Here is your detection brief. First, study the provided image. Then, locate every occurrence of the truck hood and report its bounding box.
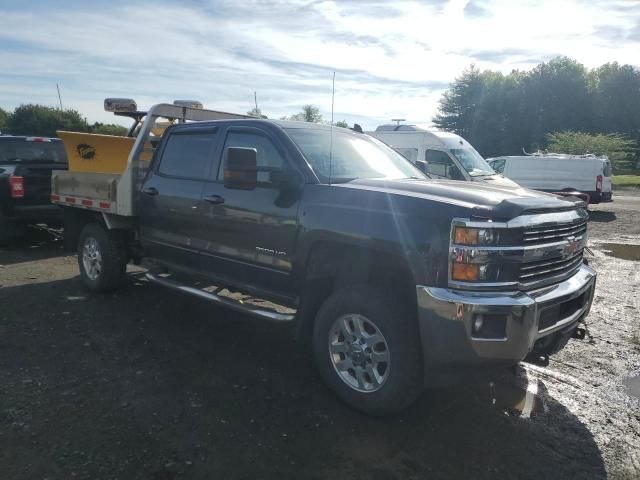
[473,173,520,189]
[339,178,584,220]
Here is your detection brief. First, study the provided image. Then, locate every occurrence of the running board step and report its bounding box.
[145,273,296,322]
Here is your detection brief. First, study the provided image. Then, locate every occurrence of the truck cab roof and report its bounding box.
[0,135,62,142]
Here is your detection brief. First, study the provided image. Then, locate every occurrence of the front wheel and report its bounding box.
[78,222,128,292]
[313,285,424,415]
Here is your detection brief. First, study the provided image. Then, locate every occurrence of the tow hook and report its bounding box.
[572,327,587,340]
[526,353,550,367]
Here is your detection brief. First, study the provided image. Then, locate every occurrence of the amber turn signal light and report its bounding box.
[454,227,478,245]
[452,263,479,281]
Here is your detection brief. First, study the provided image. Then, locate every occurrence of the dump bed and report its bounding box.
[52,103,247,217]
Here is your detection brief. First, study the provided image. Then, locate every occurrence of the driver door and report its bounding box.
[198,126,301,296]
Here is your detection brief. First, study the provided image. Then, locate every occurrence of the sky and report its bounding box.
[0,0,639,130]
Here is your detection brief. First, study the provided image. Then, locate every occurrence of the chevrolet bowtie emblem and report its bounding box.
[564,236,580,256]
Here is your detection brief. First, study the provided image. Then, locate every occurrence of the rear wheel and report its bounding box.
[78,223,127,292]
[0,211,25,246]
[313,285,424,415]
[0,211,9,246]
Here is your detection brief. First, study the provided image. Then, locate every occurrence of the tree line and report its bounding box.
[433,57,640,173]
[0,103,349,139]
[248,104,348,127]
[0,104,128,137]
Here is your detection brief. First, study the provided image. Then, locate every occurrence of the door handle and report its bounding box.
[142,187,158,196]
[204,195,225,205]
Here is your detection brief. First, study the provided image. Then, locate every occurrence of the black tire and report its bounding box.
[0,211,10,246]
[0,211,25,246]
[77,222,128,292]
[312,285,424,415]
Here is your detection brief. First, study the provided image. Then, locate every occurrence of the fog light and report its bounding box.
[472,314,484,333]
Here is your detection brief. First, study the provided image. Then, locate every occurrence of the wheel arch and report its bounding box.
[294,240,418,342]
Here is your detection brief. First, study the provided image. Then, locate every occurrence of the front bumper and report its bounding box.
[416,264,596,370]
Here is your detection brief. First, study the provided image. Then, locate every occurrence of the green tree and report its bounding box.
[247,107,268,119]
[433,65,485,140]
[432,57,640,159]
[546,131,637,173]
[286,105,323,123]
[0,107,9,132]
[588,62,640,139]
[8,104,88,137]
[521,57,592,149]
[89,122,128,136]
[334,120,349,128]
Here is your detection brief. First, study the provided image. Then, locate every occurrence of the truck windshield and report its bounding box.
[285,128,426,183]
[0,140,67,163]
[450,147,494,177]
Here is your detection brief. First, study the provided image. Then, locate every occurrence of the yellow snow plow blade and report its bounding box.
[57,131,153,174]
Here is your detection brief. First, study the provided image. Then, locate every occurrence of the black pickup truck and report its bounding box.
[0,135,67,243]
[57,113,596,414]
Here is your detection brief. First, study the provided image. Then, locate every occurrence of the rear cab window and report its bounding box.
[0,139,67,163]
[157,129,218,179]
[603,161,612,177]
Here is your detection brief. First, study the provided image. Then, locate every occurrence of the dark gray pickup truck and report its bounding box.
[55,102,596,414]
[0,135,67,243]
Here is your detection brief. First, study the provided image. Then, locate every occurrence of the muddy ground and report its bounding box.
[1,193,639,480]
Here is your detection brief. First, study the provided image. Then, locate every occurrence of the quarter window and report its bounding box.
[158,132,216,179]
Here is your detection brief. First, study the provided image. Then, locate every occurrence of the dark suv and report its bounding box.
[0,135,68,243]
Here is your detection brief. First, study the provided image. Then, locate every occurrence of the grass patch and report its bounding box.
[612,175,640,187]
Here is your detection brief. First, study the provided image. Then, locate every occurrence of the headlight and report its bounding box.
[451,262,499,282]
[453,226,498,245]
[451,263,479,281]
[450,221,506,285]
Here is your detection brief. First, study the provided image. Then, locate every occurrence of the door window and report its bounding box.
[221,131,285,185]
[425,150,464,180]
[158,131,216,179]
[489,158,506,174]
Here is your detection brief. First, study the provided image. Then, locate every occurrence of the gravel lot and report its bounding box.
[1,192,639,480]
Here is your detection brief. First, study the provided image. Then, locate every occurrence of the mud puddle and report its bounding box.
[488,378,546,418]
[599,243,640,261]
[623,375,640,400]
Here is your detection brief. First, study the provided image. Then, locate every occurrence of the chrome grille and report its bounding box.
[519,249,584,287]
[522,219,587,245]
[519,217,587,288]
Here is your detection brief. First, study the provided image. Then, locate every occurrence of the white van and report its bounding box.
[367,124,519,189]
[486,154,613,203]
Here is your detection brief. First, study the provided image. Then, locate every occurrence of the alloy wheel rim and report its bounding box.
[82,237,102,281]
[328,313,390,393]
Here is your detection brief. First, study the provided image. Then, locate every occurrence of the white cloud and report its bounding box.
[0,0,638,129]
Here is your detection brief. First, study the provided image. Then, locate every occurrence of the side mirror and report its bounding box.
[415,160,428,173]
[449,166,465,181]
[224,147,257,190]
